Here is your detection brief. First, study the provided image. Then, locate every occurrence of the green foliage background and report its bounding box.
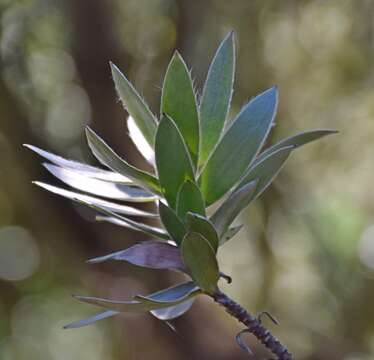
[0,0,373,359]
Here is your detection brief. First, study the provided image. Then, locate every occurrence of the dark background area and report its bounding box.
[1,0,374,359]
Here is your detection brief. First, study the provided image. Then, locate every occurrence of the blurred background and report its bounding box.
[0,0,374,359]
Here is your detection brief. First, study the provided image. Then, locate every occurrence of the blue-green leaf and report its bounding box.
[199,31,235,167]
[111,62,157,147]
[199,87,278,206]
[64,310,118,329]
[74,281,200,312]
[159,202,186,245]
[86,127,160,193]
[254,129,337,166]
[176,180,206,221]
[181,232,219,294]
[161,52,199,167]
[155,115,195,209]
[186,212,219,253]
[221,225,243,245]
[151,299,194,320]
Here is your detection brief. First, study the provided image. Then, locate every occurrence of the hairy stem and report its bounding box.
[212,290,294,360]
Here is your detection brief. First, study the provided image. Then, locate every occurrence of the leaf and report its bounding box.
[161,52,199,167]
[111,62,158,147]
[221,225,243,245]
[199,86,278,206]
[212,146,293,241]
[199,31,235,167]
[151,298,194,320]
[127,116,155,166]
[33,182,156,217]
[254,129,338,166]
[34,182,169,240]
[159,202,186,246]
[86,127,160,193]
[87,240,187,273]
[176,180,206,222]
[186,212,219,253]
[155,115,195,208]
[43,163,157,202]
[24,144,131,183]
[210,181,257,237]
[64,310,118,329]
[181,232,219,294]
[74,281,200,312]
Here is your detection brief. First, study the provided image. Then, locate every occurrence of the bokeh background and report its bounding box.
[1,0,374,359]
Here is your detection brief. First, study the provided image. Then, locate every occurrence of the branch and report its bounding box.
[212,290,294,360]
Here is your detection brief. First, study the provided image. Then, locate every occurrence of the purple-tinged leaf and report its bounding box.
[43,163,157,202]
[87,240,187,273]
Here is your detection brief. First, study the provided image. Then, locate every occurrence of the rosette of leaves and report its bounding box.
[26,31,335,356]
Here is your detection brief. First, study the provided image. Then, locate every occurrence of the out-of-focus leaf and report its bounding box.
[181,232,219,294]
[34,183,169,240]
[159,202,186,245]
[111,62,157,147]
[221,225,243,245]
[199,87,278,206]
[254,129,338,166]
[151,298,194,320]
[176,180,206,221]
[199,31,235,167]
[210,181,257,237]
[155,115,194,208]
[87,240,186,272]
[86,127,160,193]
[127,116,155,166]
[24,144,131,183]
[74,281,200,312]
[161,52,199,167]
[64,310,118,329]
[186,212,219,253]
[43,163,157,202]
[33,182,156,217]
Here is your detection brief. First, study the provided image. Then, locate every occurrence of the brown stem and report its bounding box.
[212,290,294,360]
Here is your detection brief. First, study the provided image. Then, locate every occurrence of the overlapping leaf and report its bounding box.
[43,163,156,202]
[199,87,278,206]
[74,281,200,312]
[158,202,186,245]
[181,232,219,294]
[155,115,194,209]
[161,52,199,167]
[111,62,158,147]
[86,127,160,193]
[176,181,206,221]
[199,31,235,167]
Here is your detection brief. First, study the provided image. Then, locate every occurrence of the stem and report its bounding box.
[212,290,294,360]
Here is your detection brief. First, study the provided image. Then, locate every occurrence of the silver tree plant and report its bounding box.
[26,31,336,359]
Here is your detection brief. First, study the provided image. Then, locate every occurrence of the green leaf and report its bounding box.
[254,129,337,166]
[210,181,257,237]
[155,115,195,208]
[43,163,156,202]
[221,225,243,245]
[186,212,219,253]
[110,62,157,147]
[74,281,200,312]
[181,232,219,294]
[236,146,293,196]
[34,182,157,218]
[199,31,235,167]
[199,87,278,206]
[176,180,206,221]
[161,52,199,167]
[159,202,186,245]
[86,127,160,193]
